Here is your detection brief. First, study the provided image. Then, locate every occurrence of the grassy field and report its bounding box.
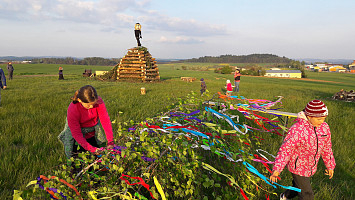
[0,63,354,199]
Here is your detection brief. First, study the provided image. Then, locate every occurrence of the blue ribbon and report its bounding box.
[243,161,301,192]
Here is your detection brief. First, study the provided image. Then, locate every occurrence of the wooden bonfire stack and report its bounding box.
[116,47,160,82]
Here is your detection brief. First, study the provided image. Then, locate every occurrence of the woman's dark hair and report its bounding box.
[72,85,98,104]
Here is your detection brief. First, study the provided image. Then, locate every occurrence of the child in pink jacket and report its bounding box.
[270,100,336,200]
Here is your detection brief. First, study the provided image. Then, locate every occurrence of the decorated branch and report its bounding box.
[14,91,299,199]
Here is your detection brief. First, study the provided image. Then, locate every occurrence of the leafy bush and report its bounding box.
[215,65,233,74]
[220,65,233,74]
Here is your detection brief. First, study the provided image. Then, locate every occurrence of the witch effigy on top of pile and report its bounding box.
[134,23,142,47]
[97,23,160,82]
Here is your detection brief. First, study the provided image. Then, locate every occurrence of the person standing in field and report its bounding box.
[270,100,335,200]
[234,69,241,92]
[134,23,142,47]
[0,67,7,106]
[58,85,115,159]
[200,78,207,96]
[225,79,233,96]
[58,66,64,80]
[7,62,14,80]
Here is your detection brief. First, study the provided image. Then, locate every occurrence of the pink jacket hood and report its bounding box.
[273,111,336,177]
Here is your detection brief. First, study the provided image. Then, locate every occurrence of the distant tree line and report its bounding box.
[185,54,292,63]
[31,57,121,66]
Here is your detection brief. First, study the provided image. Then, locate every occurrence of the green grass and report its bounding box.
[0,63,354,199]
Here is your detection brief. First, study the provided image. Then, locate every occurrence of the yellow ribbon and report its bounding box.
[243,172,277,196]
[154,176,167,200]
[202,162,255,197]
[13,190,24,200]
[26,180,37,187]
[88,191,98,200]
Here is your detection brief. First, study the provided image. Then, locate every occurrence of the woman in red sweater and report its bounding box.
[59,85,115,158]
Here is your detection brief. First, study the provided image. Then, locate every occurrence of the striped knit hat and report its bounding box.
[304,100,328,117]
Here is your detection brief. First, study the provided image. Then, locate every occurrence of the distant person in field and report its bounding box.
[58,85,115,159]
[200,78,207,96]
[234,69,241,92]
[7,62,14,80]
[270,100,335,200]
[225,79,233,96]
[0,67,7,106]
[58,66,64,80]
[134,23,142,46]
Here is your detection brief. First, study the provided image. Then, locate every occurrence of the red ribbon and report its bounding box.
[120,174,156,199]
[145,122,162,129]
[240,188,249,200]
[39,175,82,199]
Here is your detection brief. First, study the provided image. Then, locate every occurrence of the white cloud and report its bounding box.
[159,36,203,44]
[0,0,227,37]
[141,13,227,37]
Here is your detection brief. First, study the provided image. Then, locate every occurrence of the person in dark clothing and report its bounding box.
[200,78,207,96]
[7,62,14,80]
[0,67,7,106]
[59,67,64,80]
[134,23,142,46]
[234,69,241,92]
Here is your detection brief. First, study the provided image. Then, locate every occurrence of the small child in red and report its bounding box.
[225,80,233,96]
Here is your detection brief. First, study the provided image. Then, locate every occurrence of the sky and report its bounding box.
[0,0,354,59]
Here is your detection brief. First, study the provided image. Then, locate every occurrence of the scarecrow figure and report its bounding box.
[134,23,142,46]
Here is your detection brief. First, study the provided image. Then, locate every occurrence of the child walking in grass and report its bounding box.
[200,78,207,96]
[225,79,233,96]
[58,66,64,80]
[270,100,336,200]
[58,85,115,159]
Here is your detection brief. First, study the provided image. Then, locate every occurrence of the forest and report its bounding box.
[185,54,293,63]
[30,57,121,66]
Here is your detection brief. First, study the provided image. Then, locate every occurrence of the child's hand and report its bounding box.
[325,169,334,179]
[270,171,280,183]
[94,147,104,155]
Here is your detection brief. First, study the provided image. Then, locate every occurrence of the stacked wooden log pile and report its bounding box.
[117,47,160,82]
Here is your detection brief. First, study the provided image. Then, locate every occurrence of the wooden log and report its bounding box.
[121,58,145,61]
[119,64,145,67]
[119,75,143,78]
[125,53,144,56]
[128,49,145,53]
[118,67,143,70]
[119,71,144,74]
[145,69,159,72]
[120,61,147,64]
